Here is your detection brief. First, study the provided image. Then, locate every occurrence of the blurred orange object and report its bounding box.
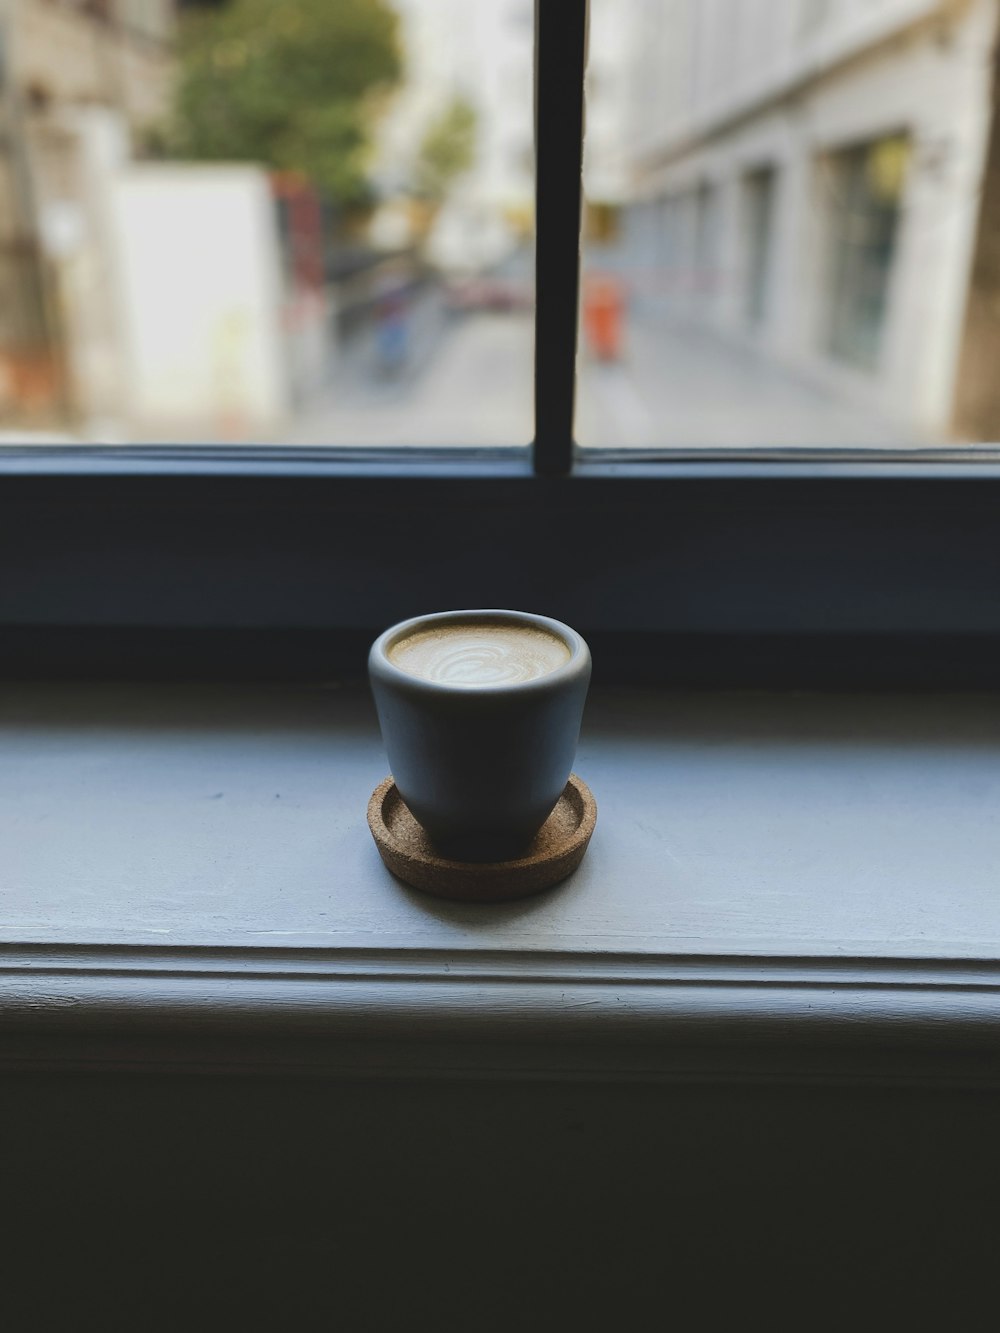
[583,275,624,361]
[0,351,62,416]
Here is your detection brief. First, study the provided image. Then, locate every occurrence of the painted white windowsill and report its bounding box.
[2,681,1000,1084]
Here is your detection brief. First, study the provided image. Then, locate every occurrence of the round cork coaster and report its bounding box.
[367,775,597,903]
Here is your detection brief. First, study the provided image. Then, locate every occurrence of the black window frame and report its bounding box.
[5,0,1000,690]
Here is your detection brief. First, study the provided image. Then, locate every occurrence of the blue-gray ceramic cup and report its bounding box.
[369,609,591,862]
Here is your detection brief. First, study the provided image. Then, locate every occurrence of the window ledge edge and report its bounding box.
[2,944,997,1086]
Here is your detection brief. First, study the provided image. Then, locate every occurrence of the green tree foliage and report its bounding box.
[171,0,401,206]
[415,96,478,202]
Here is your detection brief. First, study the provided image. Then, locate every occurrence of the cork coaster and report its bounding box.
[367,775,597,903]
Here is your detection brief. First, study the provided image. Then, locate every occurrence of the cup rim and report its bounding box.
[369,609,590,696]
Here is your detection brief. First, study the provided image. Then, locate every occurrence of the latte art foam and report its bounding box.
[388,622,571,686]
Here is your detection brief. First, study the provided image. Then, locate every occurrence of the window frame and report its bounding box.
[4,0,1000,689]
[4,1,1000,1101]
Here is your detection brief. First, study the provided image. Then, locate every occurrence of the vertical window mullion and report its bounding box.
[533,0,588,477]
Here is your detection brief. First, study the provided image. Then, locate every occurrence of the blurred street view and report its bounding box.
[0,0,535,445]
[3,0,1000,449]
[579,0,1000,448]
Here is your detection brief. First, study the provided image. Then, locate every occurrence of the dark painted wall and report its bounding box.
[1,1073,995,1328]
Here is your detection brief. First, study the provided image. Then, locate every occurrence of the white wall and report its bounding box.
[110,166,289,433]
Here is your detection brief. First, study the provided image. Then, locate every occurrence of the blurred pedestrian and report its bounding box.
[583,273,625,362]
[375,268,410,378]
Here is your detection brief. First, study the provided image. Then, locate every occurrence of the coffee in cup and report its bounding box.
[386,620,571,687]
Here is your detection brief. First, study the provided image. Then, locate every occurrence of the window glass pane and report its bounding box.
[579,0,1000,450]
[0,0,534,446]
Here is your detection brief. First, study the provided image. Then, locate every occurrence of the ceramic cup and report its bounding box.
[368,609,592,862]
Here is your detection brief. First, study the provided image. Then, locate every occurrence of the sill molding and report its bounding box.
[2,944,998,1086]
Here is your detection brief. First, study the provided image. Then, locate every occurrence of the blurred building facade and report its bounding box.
[0,0,175,425]
[592,0,1000,440]
[373,0,535,269]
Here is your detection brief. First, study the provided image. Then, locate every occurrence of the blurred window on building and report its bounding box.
[578,0,1000,451]
[743,166,776,328]
[823,136,910,374]
[0,0,534,447]
[693,181,720,299]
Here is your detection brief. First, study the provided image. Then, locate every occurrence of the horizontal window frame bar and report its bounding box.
[0,446,534,482]
[6,448,1000,688]
[7,447,1000,483]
